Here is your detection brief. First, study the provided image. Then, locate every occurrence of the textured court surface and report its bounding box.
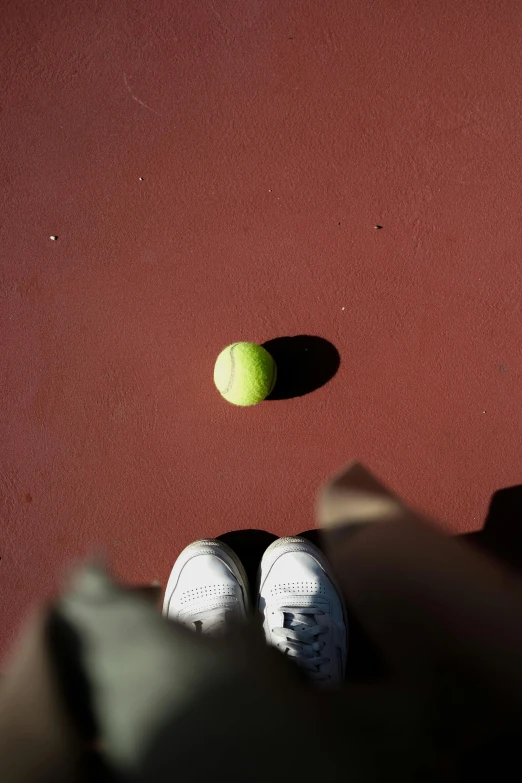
[1,0,522,657]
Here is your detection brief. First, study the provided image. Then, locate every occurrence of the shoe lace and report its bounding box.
[272,608,330,682]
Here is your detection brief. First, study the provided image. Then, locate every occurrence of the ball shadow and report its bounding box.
[262,335,340,400]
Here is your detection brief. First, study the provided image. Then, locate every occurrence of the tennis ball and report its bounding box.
[214,342,277,406]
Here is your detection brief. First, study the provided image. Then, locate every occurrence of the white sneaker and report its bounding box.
[163,539,250,634]
[258,537,347,684]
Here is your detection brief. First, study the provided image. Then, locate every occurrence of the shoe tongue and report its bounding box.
[188,602,236,634]
[283,610,317,632]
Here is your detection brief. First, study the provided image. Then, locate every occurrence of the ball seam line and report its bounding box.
[222,343,239,395]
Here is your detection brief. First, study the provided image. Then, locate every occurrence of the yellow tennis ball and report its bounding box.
[214,342,277,406]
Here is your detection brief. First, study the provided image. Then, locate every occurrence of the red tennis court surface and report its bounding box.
[1,0,521,657]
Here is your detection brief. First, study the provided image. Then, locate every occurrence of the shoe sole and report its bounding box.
[163,538,251,617]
